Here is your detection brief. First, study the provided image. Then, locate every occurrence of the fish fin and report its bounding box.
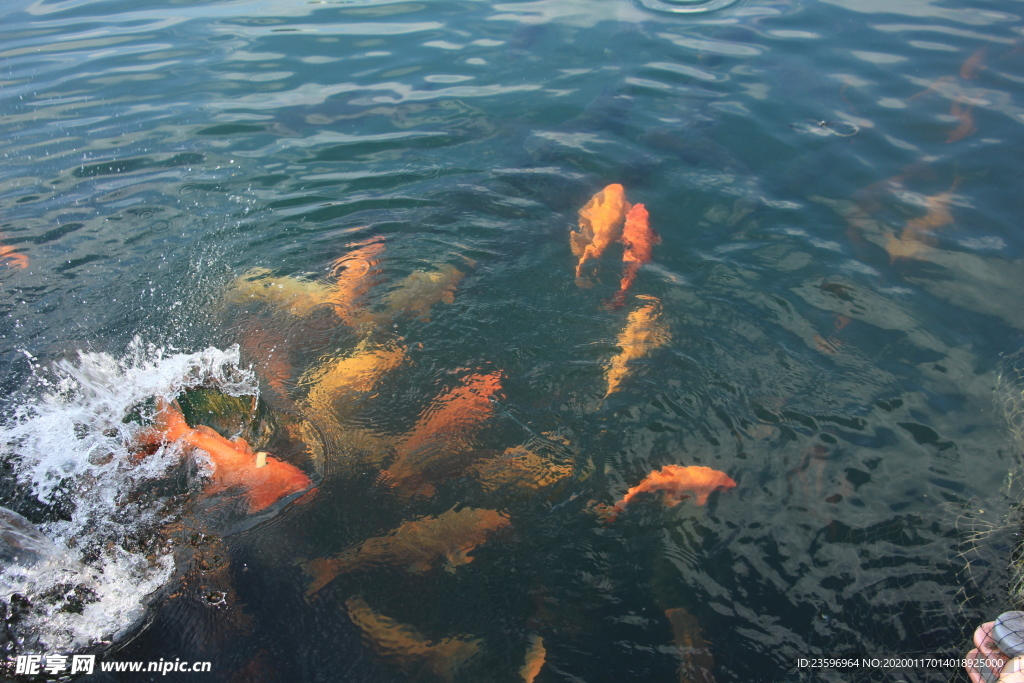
[304,558,341,597]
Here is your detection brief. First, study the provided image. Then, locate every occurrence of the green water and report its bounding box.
[2,0,1024,681]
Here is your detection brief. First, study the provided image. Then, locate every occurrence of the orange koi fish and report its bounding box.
[888,179,959,261]
[142,399,312,513]
[381,370,502,497]
[947,98,976,143]
[0,232,27,269]
[571,184,631,281]
[303,507,509,596]
[327,237,385,326]
[612,464,736,516]
[610,203,660,304]
[960,46,988,79]
[605,296,670,397]
[520,634,546,683]
[345,596,481,682]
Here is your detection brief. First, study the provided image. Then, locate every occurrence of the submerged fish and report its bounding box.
[467,443,574,496]
[665,607,715,683]
[519,634,546,683]
[605,296,670,397]
[0,233,28,269]
[571,184,631,281]
[298,339,406,469]
[328,237,386,326]
[302,339,406,411]
[0,247,27,269]
[611,203,660,304]
[303,507,509,596]
[960,46,988,79]
[887,179,960,260]
[946,99,976,143]
[225,238,384,324]
[140,399,313,513]
[361,264,465,326]
[226,268,336,317]
[381,370,503,497]
[345,596,481,682]
[613,464,736,516]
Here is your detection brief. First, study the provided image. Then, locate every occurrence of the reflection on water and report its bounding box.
[2,0,1024,680]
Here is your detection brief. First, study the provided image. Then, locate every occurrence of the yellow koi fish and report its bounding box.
[304,507,509,596]
[345,596,481,682]
[605,296,670,397]
[520,634,546,683]
[358,264,465,326]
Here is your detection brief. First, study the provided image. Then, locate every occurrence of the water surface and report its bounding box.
[2,0,1024,681]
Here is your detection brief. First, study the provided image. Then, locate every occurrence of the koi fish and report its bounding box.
[610,203,660,305]
[0,232,27,269]
[345,596,481,682]
[381,370,502,497]
[364,264,465,326]
[572,184,631,281]
[605,296,670,397]
[947,98,976,143]
[302,339,405,410]
[886,179,960,260]
[467,444,574,496]
[142,399,312,513]
[960,46,988,80]
[612,464,736,517]
[226,268,336,317]
[520,634,546,683]
[303,507,509,596]
[665,607,715,683]
[225,237,383,324]
[327,237,385,326]
[238,324,294,394]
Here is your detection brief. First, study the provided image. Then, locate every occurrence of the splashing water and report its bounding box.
[0,339,259,655]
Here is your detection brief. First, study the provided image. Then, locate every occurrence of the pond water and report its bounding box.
[2,0,1024,681]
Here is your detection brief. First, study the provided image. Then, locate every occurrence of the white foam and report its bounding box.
[0,338,259,653]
